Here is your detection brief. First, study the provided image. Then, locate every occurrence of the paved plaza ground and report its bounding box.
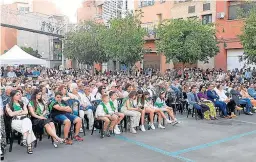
[4,113,256,162]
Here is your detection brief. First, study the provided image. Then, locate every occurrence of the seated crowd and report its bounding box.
[1,67,256,158]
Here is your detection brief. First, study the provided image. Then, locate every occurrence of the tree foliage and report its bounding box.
[20,46,42,58]
[240,4,256,64]
[63,21,108,65]
[156,19,219,65]
[102,11,146,66]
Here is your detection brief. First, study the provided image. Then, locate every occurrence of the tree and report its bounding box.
[156,19,219,70]
[102,11,146,67]
[20,46,42,58]
[240,4,256,64]
[63,21,108,66]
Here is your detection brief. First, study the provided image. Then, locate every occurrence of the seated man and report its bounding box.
[49,92,83,144]
[248,84,256,99]
[109,91,124,134]
[206,84,230,118]
[187,85,210,119]
[95,94,119,137]
[79,86,96,131]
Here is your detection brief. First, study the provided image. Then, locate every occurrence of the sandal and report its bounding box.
[27,144,33,154]
[21,139,27,147]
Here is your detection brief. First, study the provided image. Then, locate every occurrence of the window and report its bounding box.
[141,23,156,37]
[188,6,195,13]
[202,14,212,24]
[228,2,256,20]
[139,0,155,8]
[188,16,198,20]
[19,7,29,12]
[157,13,162,24]
[160,0,165,3]
[203,3,210,11]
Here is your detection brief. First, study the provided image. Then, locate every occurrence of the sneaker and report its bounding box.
[114,129,121,135]
[150,123,155,130]
[130,127,137,134]
[248,112,253,115]
[105,131,111,137]
[65,138,73,145]
[115,125,121,132]
[74,135,84,142]
[140,125,146,132]
[172,121,180,126]
[79,128,83,133]
[166,119,172,124]
[158,124,165,129]
[53,141,58,148]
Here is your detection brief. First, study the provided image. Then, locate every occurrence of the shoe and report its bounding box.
[210,116,215,120]
[248,112,253,115]
[172,121,180,126]
[214,117,218,120]
[74,135,84,142]
[21,139,27,147]
[231,114,237,118]
[65,138,73,145]
[27,144,33,154]
[53,141,58,148]
[140,125,146,132]
[158,124,165,129]
[115,125,121,132]
[224,115,232,119]
[150,123,155,130]
[105,131,111,137]
[114,129,121,135]
[166,119,172,124]
[79,128,83,133]
[130,127,137,134]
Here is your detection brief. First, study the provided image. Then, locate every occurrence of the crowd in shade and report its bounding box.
[1,65,256,160]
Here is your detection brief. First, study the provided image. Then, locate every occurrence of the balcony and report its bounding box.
[95,14,103,20]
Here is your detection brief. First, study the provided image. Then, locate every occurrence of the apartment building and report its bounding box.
[1,0,67,68]
[137,0,256,71]
[215,1,255,71]
[134,0,173,73]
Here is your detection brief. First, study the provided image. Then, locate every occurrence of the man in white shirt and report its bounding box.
[7,67,17,78]
[109,91,124,134]
[78,86,96,131]
[95,94,119,137]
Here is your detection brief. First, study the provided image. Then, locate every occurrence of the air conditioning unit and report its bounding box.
[217,12,225,19]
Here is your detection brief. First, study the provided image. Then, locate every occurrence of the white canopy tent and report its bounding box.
[0,45,47,65]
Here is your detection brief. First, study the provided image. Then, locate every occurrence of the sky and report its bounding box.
[1,0,84,23]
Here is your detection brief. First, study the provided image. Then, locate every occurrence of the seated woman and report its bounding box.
[120,91,141,134]
[95,94,119,137]
[240,85,256,110]
[154,91,180,125]
[95,86,106,100]
[5,90,36,154]
[143,91,167,129]
[215,84,239,118]
[231,86,253,115]
[197,85,217,119]
[109,91,125,134]
[49,92,83,145]
[135,90,155,131]
[28,89,64,148]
